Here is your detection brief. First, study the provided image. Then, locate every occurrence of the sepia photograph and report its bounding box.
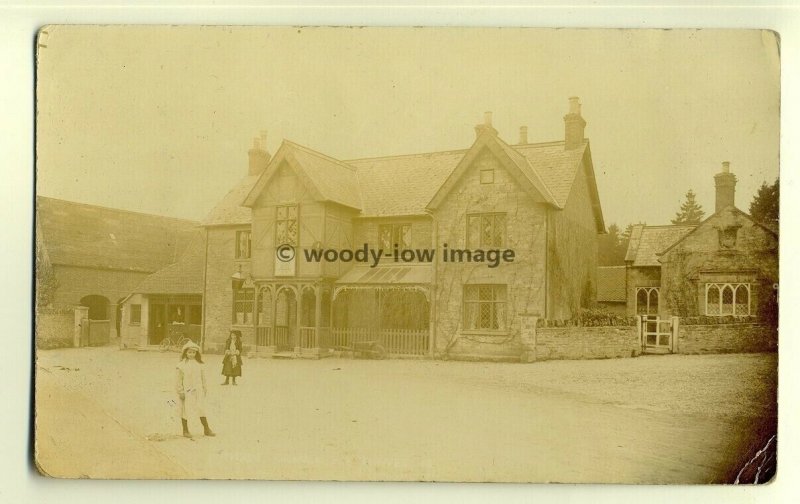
[33,26,779,483]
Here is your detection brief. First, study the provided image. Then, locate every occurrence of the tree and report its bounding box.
[749,179,779,229]
[598,223,626,266]
[671,189,706,225]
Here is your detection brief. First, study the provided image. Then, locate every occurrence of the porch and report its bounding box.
[251,265,432,358]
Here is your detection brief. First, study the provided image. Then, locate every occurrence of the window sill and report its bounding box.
[460,330,511,337]
[129,322,141,327]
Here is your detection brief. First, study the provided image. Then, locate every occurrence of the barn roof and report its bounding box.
[596,266,627,302]
[36,196,199,273]
[625,224,697,267]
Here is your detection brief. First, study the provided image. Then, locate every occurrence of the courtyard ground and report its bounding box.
[34,347,777,483]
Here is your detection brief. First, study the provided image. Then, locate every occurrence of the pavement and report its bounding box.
[33,346,777,482]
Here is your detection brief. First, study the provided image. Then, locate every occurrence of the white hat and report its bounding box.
[181,341,201,354]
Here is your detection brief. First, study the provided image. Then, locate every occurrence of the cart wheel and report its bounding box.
[159,338,172,352]
[372,344,387,360]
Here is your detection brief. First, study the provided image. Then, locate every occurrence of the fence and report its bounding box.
[330,327,429,356]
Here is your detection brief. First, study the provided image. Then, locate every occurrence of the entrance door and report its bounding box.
[149,304,167,345]
[275,289,297,352]
[641,315,673,354]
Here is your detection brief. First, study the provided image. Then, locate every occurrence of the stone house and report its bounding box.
[197,98,606,361]
[624,163,778,322]
[35,196,198,340]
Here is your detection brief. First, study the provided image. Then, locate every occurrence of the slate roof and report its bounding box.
[228,135,596,223]
[625,224,697,267]
[596,266,627,302]
[36,196,199,273]
[132,230,206,294]
[202,174,260,226]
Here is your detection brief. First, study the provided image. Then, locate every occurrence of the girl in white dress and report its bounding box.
[176,341,215,438]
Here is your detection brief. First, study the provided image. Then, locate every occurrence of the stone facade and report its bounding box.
[659,207,778,322]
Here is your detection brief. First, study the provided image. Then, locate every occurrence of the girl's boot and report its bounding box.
[200,417,216,437]
[222,377,229,385]
[181,418,191,438]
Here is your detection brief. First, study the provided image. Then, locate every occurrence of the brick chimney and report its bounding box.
[474,111,498,139]
[563,97,586,150]
[518,126,528,145]
[714,161,737,212]
[248,130,270,176]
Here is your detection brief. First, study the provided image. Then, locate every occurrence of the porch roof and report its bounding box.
[335,264,433,285]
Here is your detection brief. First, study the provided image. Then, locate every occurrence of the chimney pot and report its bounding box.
[714,161,737,212]
[519,126,528,145]
[248,131,271,176]
[484,111,493,127]
[564,97,586,150]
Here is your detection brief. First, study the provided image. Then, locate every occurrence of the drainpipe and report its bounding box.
[428,211,437,358]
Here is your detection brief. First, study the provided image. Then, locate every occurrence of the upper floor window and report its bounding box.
[463,284,507,331]
[379,223,411,251]
[635,287,660,315]
[467,213,506,248]
[235,230,251,259]
[276,205,298,246]
[706,283,750,316]
[480,168,495,184]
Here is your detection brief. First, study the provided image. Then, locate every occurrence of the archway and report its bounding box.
[80,295,110,320]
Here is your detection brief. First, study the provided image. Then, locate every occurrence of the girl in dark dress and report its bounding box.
[221,330,243,385]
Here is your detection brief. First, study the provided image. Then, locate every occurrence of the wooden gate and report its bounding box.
[640,315,679,354]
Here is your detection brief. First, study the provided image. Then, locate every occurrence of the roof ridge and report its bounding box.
[345,147,469,164]
[284,139,358,172]
[37,196,200,225]
[643,224,698,229]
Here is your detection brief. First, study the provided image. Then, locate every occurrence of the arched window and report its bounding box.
[635,287,659,315]
[706,283,750,316]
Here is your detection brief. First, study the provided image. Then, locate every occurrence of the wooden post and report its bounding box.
[671,316,680,354]
[314,284,322,351]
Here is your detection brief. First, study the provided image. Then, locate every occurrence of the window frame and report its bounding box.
[129,304,141,325]
[275,204,299,247]
[635,287,660,316]
[235,229,252,259]
[466,212,507,248]
[232,287,255,326]
[705,283,751,316]
[462,284,508,333]
[378,223,412,252]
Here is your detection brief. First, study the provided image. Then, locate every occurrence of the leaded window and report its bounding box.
[233,288,254,325]
[467,213,506,248]
[705,283,750,316]
[276,205,298,246]
[235,230,251,259]
[635,287,660,315]
[379,224,412,251]
[463,284,507,331]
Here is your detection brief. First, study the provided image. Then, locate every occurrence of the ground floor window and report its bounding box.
[463,284,507,331]
[706,283,750,316]
[129,304,141,325]
[635,287,660,315]
[233,288,255,325]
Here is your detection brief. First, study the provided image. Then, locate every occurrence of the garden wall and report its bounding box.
[677,323,777,354]
[36,309,74,349]
[534,325,640,361]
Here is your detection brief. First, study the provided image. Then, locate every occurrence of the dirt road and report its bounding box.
[34,348,776,482]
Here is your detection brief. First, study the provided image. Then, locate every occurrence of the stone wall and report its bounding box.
[36,309,74,349]
[534,325,640,361]
[677,323,777,354]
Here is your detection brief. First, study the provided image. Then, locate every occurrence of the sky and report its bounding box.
[36,26,780,228]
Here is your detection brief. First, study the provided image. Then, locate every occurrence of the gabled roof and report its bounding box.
[426,130,559,210]
[36,196,198,273]
[242,141,361,211]
[656,206,779,260]
[597,265,627,302]
[625,224,697,267]
[202,174,260,226]
[232,130,602,223]
[132,229,206,295]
